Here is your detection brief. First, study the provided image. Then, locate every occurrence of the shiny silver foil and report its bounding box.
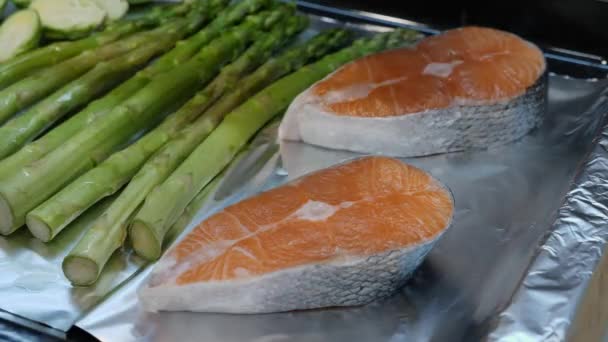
[1,8,607,342]
[78,48,608,342]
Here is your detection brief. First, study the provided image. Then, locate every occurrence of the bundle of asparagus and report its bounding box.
[0,1,193,88]
[0,2,289,236]
[0,7,215,158]
[28,5,303,243]
[128,29,419,262]
[61,25,354,285]
[0,0,261,178]
[0,0,422,287]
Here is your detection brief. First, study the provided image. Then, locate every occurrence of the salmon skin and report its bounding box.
[279,26,548,157]
[139,156,454,313]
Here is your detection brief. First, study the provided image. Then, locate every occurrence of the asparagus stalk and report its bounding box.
[26,13,305,242]
[130,29,420,260]
[0,19,194,125]
[63,144,247,286]
[0,8,288,236]
[0,30,188,159]
[0,2,192,89]
[123,30,351,260]
[164,166,229,246]
[199,28,351,131]
[0,0,259,178]
[127,29,351,260]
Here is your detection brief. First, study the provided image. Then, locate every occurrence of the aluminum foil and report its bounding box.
[489,87,608,341]
[77,70,608,342]
[0,8,606,342]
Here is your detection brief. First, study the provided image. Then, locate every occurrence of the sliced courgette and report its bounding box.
[93,0,129,22]
[11,0,31,8]
[126,0,155,4]
[0,10,41,62]
[30,0,106,40]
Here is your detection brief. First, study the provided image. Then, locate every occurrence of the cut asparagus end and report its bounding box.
[31,0,106,40]
[0,10,42,62]
[0,195,14,235]
[25,214,52,242]
[63,256,99,286]
[0,0,6,12]
[93,0,129,21]
[130,221,161,261]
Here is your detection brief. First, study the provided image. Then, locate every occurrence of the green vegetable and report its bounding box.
[11,0,31,8]
[128,28,351,260]
[0,16,194,126]
[0,1,192,88]
[62,143,241,286]
[129,29,418,261]
[26,11,304,243]
[0,10,41,62]
[0,27,188,161]
[0,0,250,179]
[0,6,284,236]
[164,140,255,246]
[93,0,130,22]
[31,0,107,40]
[56,14,295,286]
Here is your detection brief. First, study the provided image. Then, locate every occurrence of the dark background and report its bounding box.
[312,0,608,58]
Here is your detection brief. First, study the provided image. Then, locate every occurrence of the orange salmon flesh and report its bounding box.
[312,26,546,117]
[159,156,454,285]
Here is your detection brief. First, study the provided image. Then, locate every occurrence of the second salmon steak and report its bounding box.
[140,156,454,313]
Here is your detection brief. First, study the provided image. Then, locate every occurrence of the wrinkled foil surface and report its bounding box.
[78,58,608,342]
[0,10,607,342]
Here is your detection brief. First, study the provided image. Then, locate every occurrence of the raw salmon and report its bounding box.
[279,26,547,157]
[139,156,454,313]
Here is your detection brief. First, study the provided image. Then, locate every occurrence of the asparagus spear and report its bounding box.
[0,28,190,159]
[126,29,351,260]
[130,29,420,260]
[27,11,303,242]
[0,0,260,178]
[63,145,246,286]
[0,19,195,125]
[199,28,351,132]
[0,7,288,236]
[0,2,193,89]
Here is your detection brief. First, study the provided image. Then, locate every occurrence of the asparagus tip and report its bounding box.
[130,221,161,261]
[62,256,99,286]
[25,214,52,242]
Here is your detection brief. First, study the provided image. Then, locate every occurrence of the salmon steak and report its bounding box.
[139,156,454,313]
[279,26,547,157]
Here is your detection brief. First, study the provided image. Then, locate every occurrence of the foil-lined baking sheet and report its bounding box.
[75,74,608,342]
[1,7,608,342]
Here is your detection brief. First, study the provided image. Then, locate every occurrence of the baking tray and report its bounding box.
[2,2,608,341]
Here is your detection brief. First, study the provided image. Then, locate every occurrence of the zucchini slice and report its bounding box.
[93,0,129,22]
[0,10,41,62]
[31,0,106,40]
